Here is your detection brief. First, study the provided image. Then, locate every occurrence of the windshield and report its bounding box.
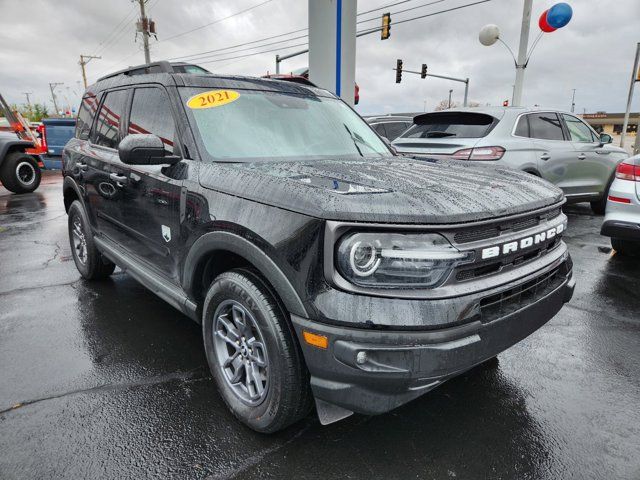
[180,87,390,161]
[401,112,497,139]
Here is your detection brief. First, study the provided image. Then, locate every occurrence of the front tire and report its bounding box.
[202,269,312,433]
[67,200,116,279]
[0,151,41,194]
[612,238,640,257]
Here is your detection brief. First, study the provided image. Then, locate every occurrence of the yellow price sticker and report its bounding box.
[187,89,240,109]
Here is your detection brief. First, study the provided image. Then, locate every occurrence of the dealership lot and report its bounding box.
[1,172,639,479]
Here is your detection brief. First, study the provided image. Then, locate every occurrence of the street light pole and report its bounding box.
[512,0,533,107]
[571,88,576,113]
[620,42,640,149]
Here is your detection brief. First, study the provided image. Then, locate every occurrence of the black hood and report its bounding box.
[198,157,564,224]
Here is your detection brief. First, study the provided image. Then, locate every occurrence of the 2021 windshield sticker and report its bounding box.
[187,90,240,109]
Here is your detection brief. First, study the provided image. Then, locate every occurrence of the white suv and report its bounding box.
[601,154,640,256]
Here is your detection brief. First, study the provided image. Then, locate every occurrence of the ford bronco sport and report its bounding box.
[62,61,575,433]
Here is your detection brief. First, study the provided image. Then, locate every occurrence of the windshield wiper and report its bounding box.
[425,131,457,138]
[343,124,364,157]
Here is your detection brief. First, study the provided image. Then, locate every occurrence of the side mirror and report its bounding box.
[599,133,613,145]
[118,134,180,165]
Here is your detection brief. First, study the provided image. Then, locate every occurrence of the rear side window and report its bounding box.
[384,122,410,140]
[128,87,176,153]
[75,95,99,140]
[402,112,496,139]
[91,89,128,149]
[562,114,596,142]
[527,113,565,141]
[373,123,387,137]
[514,115,529,137]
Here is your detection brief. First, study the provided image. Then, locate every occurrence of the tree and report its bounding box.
[8,103,50,122]
[433,99,480,111]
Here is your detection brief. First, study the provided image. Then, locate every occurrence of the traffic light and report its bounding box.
[395,59,403,84]
[503,99,509,107]
[421,64,428,79]
[381,13,391,40]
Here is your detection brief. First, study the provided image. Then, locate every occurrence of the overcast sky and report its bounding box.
[1,0,638,115]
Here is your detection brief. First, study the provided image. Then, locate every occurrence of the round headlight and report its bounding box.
[336,232,473,289]
[349,241,381,277]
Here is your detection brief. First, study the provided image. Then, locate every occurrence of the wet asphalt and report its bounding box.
[0,171,639,479]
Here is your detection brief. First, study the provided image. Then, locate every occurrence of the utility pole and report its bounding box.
[49,82,63,115]
[620,42,640,149]
[79,54,101,89]
[571,89,576,113]
[448,89,453,108]
[22,92,32,106]
[137,0,151,64]
[513,0,533,107]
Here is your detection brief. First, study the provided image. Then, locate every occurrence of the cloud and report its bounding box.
[1,0,638,116]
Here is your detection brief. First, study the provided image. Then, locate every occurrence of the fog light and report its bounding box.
[356,351,368,365]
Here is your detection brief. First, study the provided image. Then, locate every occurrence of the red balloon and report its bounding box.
[539,10,557,32]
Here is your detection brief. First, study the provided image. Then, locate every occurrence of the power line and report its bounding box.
[158,0,274,44]
[166,0,418,62]
[357,0,417,17]
[196,42,309,66]
[166,27,308,61]
[181,0,492,65]
[91,5,138,56]
[94,8,141,57]
[357,0,447,24]
[171,34,309,63]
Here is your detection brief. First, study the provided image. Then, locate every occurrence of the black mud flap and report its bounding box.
[315,397,354,425]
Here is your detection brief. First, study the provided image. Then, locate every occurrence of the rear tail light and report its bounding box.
[38,124,47,153]
[451,146,505,161]
[615,161,640,182]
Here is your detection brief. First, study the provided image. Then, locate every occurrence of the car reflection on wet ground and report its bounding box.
[1,172,639,479]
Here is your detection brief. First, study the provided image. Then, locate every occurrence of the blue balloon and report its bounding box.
[547,3,573,29]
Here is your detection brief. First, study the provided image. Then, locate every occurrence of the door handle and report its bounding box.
[540,153,550,161]
[109,173,128,187]
[578,153,586,160]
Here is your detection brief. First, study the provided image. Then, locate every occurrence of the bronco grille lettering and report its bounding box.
[481,223,565,260]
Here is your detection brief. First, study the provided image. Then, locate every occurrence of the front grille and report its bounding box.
[456,236,562,282]
[453,206,562,245]
[479,258,570,323]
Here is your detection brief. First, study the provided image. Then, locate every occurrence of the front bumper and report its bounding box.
[292,260,574,417]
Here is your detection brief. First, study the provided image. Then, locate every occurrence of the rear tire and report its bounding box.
[611,238,640,257]
[202,268,312,433]
[0,151,41,194]
[591,181,612,215]
[67,200,116,279]
[590,195,608,215]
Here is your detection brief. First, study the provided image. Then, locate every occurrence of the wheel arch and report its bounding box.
[183,231,309,320]
[523,167,541,177]
[63,176,85,213]
[0,139,34,167]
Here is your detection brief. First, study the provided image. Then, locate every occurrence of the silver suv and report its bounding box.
[601,154,640,255]
[393,107,628,214]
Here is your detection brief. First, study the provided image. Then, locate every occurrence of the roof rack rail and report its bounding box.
[97,61,210,82]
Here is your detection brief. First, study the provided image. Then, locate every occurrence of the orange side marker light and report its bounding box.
[302,330,328,349]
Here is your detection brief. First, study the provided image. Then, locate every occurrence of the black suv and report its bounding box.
[62,62,575,433]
